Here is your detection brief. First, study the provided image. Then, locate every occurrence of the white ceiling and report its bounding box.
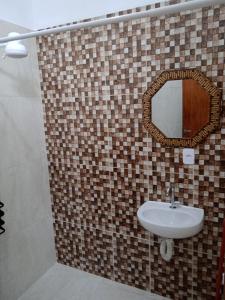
[1,1,33,29]
[0,0,163,30]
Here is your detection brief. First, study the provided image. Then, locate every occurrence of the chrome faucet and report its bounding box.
[166,184,179,209]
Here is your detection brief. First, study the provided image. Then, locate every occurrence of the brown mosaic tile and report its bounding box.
[78,168,112,231]
[82,227,114,279]
[110,167,150,239]
[113,233,150,290]
[54,219,83,269]
[54,219,114,278]
[192,252,218,300]
[191,219,224,256]
[52,165,113,231]
[150,241,193,300]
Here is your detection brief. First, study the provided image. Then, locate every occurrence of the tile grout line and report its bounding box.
[149,232,152,293]
[106,97,115,282]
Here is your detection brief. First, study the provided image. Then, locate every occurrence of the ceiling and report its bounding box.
[0,0,163,30]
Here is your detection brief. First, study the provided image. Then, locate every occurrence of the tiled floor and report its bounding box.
[19,263,169,300]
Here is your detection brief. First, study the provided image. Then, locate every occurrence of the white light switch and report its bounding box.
[183,148,195,165]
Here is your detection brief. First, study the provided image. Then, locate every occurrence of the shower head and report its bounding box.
[2,32,28,59]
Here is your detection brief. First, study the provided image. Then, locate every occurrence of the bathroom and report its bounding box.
[0,0,224,299]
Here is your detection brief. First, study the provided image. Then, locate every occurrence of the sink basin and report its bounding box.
[137,201,204,239]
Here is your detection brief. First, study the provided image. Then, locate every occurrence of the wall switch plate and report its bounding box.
[183,148,195,165]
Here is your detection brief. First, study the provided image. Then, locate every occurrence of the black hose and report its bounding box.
[0,201,5,235]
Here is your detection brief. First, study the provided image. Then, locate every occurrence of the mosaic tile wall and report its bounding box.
[37,1,225,299]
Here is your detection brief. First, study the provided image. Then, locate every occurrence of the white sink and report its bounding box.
[137,201,204,239]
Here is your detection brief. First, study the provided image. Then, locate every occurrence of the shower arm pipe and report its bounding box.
[0,0,224,44]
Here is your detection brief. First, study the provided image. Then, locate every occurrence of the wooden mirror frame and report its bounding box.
[143,69,222,147]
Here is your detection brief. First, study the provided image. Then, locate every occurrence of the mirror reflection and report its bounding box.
[152,79,210,138]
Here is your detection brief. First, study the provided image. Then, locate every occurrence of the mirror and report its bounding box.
[152,79,210,139]
[143,69,221,147]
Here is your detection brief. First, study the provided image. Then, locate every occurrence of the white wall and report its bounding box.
[0,20,56,300]
[0,0,163,30]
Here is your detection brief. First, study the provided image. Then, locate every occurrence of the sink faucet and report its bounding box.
[166,184,179,209]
